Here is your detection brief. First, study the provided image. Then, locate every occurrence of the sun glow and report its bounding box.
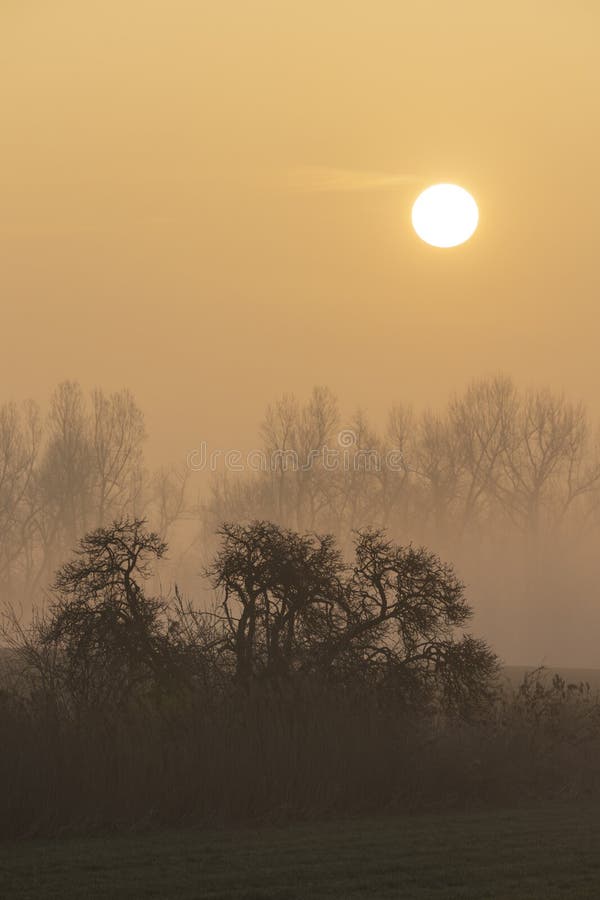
[411,184,479,248]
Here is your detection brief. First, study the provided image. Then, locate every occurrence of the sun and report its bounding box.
[411,184,479,248]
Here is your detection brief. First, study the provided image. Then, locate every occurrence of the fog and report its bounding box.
[1,376,600,668]
[2,3,600,668]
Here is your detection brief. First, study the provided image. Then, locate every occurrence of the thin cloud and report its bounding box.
[286,166,420,193]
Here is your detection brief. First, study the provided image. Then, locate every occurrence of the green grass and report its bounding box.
[1,804,600,899]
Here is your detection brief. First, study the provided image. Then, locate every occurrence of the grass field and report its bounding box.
[1,804,600,899]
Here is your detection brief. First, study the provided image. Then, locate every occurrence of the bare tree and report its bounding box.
[0,401,41,595]
[379,404,414,532]
[414,410,461,543]
[91,388,146,525]
[449,375,518,536]
[259,387,339,530]
[330,410,386,536]
[260,392,299,524]
[294,386,339,530]
[151,462,190,539]
[207,520,498,711]
[501,389,600,538]
[39,519,171,707]
[38,381,92,553]
[207,520,344,681]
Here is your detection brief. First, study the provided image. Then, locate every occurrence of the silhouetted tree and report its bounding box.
[341,529,498,711]
[207,521,344,682]
[207,520,497,712]
[39,519,174,707]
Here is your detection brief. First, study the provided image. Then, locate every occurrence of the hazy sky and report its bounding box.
[2,1,599,461]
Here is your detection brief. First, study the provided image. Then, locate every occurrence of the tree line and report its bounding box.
[0,381,187,605]
[2,374,600,610]
[206,376,600,549]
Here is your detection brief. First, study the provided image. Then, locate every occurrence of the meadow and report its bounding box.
[1,803,599,899]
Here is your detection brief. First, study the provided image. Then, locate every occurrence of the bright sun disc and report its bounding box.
[411,184,479,248]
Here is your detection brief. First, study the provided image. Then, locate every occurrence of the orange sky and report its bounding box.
[2,1,600,461]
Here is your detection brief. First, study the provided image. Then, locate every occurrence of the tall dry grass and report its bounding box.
[1,669,600,837]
